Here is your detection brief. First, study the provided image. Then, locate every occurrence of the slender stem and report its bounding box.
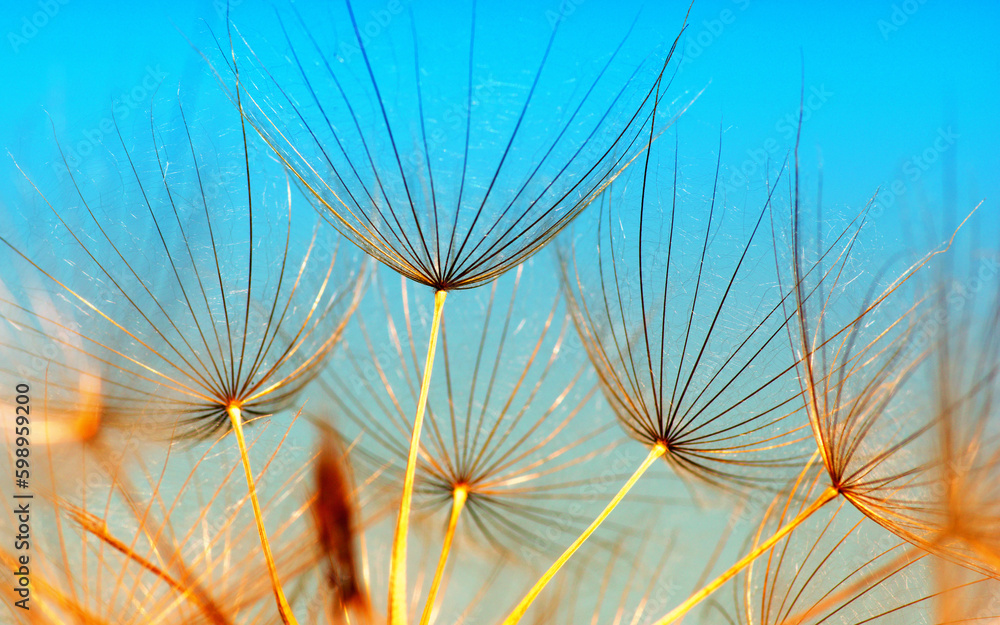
[70,506,230,625]
[419,485,469,625]
[502,443,667,625]
[227,405,298,625]
[389,289,449,625]
[653,486,839,625]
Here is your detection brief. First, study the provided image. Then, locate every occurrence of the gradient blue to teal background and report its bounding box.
[1,2,998,616]
[4,0,998,244]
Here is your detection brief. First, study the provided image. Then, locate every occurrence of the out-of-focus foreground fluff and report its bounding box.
[1,1,999,625]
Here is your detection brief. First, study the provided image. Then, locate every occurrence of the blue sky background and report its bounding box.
[3,0,998,246]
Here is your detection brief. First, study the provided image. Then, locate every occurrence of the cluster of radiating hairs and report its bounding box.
[559,133,813,493]
[727,256,1000,625]
[3,1,1000,624]
[0,78,367,622]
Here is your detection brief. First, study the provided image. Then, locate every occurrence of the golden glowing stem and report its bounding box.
[502,443,667,625]
[227,405,298,625]
[69,506,230,625]
[653,486,839,625]
[389,289,448,625]
[419,486,468,625]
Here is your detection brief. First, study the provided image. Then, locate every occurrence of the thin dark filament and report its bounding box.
[0,310,210,406]
[240,226,346,401]
[469,309,572,479]
[677,388,806,448]
[220,22,423,281]
[343,0,435,278]
[476,411,611,488]
[445,15,562,282]
[663,131,723,437]
[177,102,233,396]
[569,210,642,417]
[230,15,254,400]
[674,317,799,444]
[658,132,679,433]
[425,322,458,478]
[670,163,791,431]
[637,72,663,421]
[449,13,694,287]
[447,21,644,282]
[443,0,477,275]
[236,199,296,398]
[450,84,663,287]
[440,313,462,477]
[19,139,220,398]
[282,7,391,239]
[410,13,442,277]
[771,503,851,623]
[603,196,659,434]
[461,279,502,471]
[0,240,212,403]
[149,119,232,400]
[463,275,521,473]
[118,122,229,399]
